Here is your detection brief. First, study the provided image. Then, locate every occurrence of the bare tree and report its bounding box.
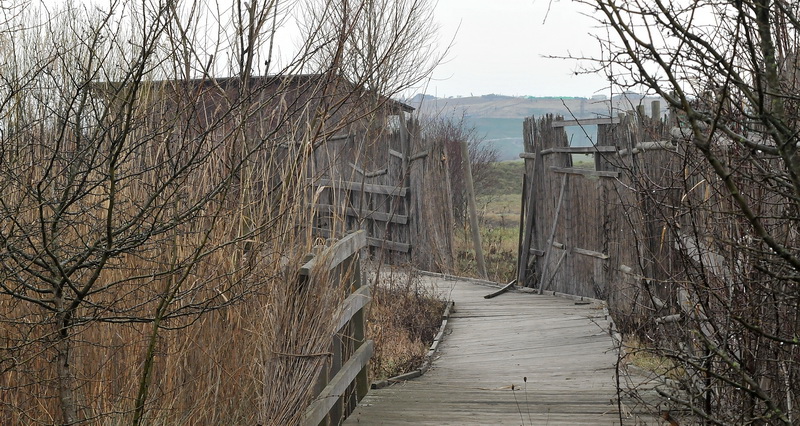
[580,0,800,423]
[299,0,444,99]
[0,0,441,423]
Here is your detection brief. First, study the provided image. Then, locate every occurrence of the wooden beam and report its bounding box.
[350,163,388,177]
[539,174,567,295]
[349,162,365,175]
[300,230,367,276]
[311,228,410,253]
[539,146,618,155]
[313,178,408,196]
[549,166,620,178]
[335,286,371,332]
[551,117,620,127]
[366,236,411,253]
[389,149,405,160]
[518,153,539,287]
[572,246,610,259]
[409,150,429,162]
[302,340,374,426]
[542,249,568,292]
[618,140,676,156]
[312,203,409,224]
[462,138,488,279]
[655,314,682,325]
[328,132,351,141]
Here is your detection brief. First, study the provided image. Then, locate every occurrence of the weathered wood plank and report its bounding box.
[536,145,618,155]
[311,227,411,253]
[312,203,409,224]
[312,178,408,196]
[300,231,367,276]
[551,117,620,127]
[303,340,374,426]
[549,166,620,178]
[618,140,676,156]
[335,285,371,332]
[366,236,410,253]
[572,246,610,259]
[388,149,404,160]
[539,174,567,294]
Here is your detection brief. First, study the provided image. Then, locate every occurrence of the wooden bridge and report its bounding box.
[344,275,627,425]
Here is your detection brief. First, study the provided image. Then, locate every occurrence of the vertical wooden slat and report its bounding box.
[538,173,568,294]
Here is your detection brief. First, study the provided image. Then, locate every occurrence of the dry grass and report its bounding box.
[366,269,446,381]
[623,337,684,381]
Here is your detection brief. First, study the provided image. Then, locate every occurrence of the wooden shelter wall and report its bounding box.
[310,116,454,270]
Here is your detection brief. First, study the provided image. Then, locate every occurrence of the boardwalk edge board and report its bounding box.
[370,300,455,390]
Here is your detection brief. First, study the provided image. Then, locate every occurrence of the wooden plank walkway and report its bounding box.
[345,276,623,425]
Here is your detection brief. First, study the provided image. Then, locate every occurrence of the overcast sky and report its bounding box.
[425,0,609,98]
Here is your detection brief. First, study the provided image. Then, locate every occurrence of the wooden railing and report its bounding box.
[301,230,372,426]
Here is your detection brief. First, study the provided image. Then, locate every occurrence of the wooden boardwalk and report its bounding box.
[345,276,624,425]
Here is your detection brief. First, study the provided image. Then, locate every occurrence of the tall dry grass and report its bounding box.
[0,1,447,421]
[0,66,365,426]
[366,269,446,381]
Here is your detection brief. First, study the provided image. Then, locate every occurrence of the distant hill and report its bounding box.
[406,93,664,161]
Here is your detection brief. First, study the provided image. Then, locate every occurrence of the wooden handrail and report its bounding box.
[299,230,372,425]
[302,341,375,426]
[300,230,367,276]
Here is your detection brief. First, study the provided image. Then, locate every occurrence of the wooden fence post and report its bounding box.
[461,139,487,279]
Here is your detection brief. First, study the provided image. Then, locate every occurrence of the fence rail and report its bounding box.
[301,231,372,426]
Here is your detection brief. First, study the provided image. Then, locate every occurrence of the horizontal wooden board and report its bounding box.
[366,236,411,253]
[551,117,620,127]
[572,246,610,259]
[538,145,619,155]
[549,166,620,178]
[300,231,366,276]
[313,203,409,224]
[311,228,411,253]
[312,178,408,196]
[303,340,374,426]
[335,286,371,332]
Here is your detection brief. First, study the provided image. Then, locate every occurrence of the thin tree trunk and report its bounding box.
[56,308,78,425]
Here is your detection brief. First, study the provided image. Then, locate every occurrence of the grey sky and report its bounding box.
[426,0,610,98]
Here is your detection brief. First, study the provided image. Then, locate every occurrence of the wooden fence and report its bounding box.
[301,231,372,426]
[517,105,686,329]
[310,116,454,272]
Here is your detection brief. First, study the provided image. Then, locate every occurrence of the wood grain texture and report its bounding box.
[345,277,625,425]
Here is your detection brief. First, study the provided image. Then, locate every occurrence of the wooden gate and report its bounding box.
[517,105,676,305]
[517,115,621,297]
